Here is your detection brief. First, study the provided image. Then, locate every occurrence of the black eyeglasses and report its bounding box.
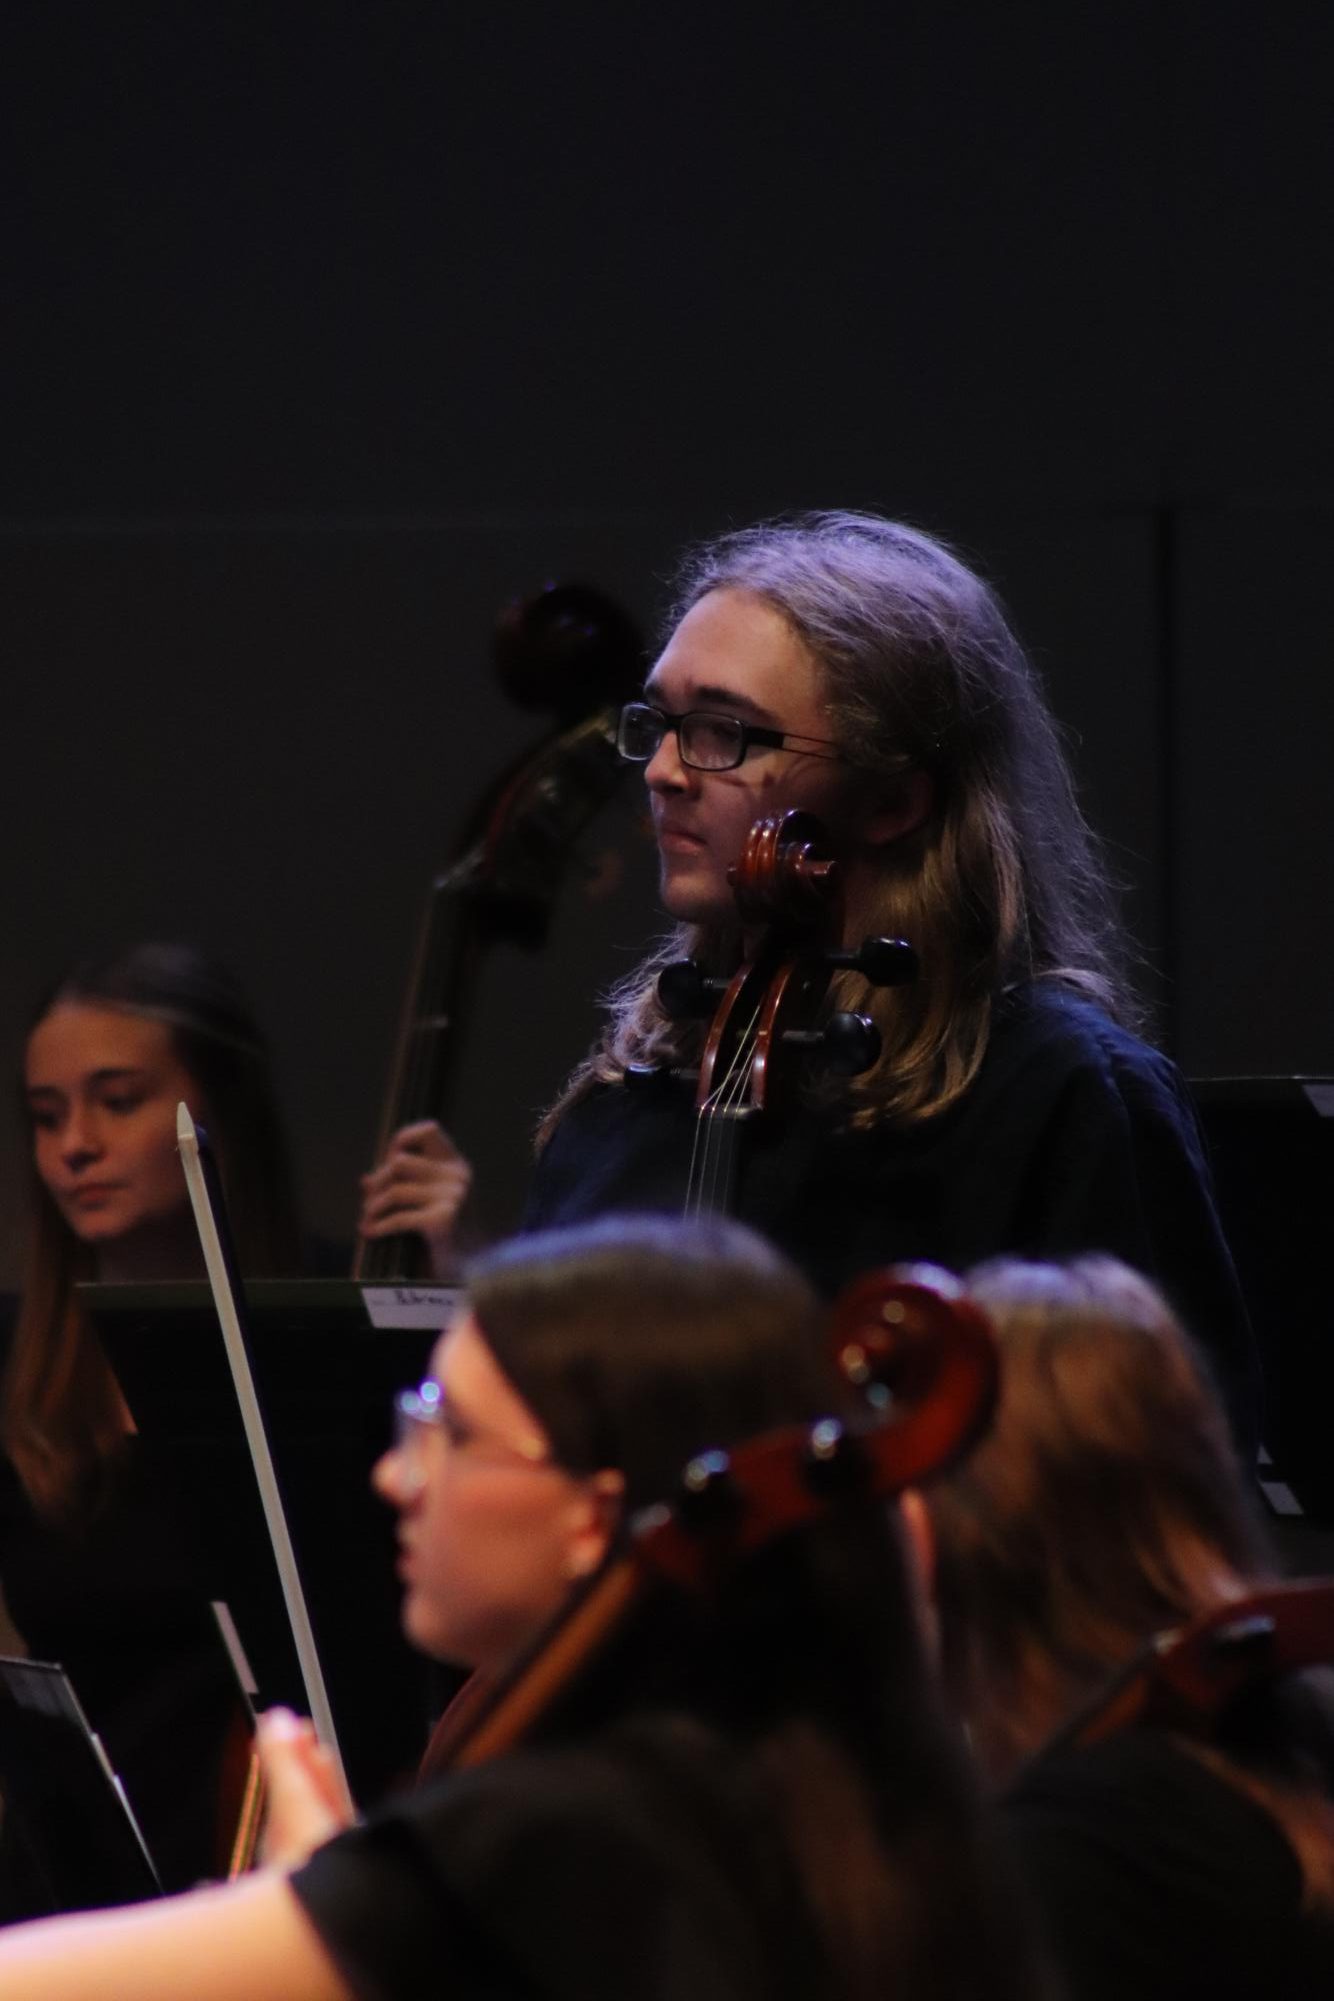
[616,701,845,773]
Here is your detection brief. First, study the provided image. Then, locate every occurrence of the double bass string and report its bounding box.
[358,875,461,1279]
[399,879,457,1141]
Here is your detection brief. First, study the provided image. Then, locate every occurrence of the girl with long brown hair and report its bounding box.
[927,1256,1334,1999]
[9,940,299,1516]
[1,941,301,1893]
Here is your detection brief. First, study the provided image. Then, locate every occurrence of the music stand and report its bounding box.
[1192,1076,1334,1520]
[0,1656,161,1919]
[83,1279,460,1804]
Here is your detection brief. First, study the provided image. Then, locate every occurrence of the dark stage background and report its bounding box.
[2,3,1331,1282]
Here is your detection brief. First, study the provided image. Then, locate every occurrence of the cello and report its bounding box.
[420,1261,997,1776]
[644,805,918,1220]
[1036,1579,1334,1755]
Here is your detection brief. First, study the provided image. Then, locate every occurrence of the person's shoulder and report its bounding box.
[385,1712,793,1925]
[1004,1732,1318,1999]
[1007,1729,1300,1897]
[407,1716,725,1849]
[994,982,1178,1097]
[295,1719,791,2001]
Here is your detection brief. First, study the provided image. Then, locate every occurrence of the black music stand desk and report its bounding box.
[83,1279,459,1805]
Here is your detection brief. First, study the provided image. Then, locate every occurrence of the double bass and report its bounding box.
[358,581,645,1278]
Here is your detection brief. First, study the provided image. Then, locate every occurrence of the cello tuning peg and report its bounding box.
[802,1419,870,1496]
[657,960,728,1020]
[782,1012,882,1076]
[624,1062,700,1091]
[821,1012,882,1075]
[827,936,919,986]
[676,1449,741,1530]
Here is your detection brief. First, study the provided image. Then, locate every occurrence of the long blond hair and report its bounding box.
[541,512,1138,1143]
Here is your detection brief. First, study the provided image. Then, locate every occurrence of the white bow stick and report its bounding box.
[176,1101,347,1795]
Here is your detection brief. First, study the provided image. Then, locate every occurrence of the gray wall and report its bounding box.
[2,3,1330,1278]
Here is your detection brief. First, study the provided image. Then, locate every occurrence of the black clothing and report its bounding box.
[291,1722,822,2001]
[524,983,1259,1443]
[0,1306,243,1900]
[0,1438,243,1899]
[1005,1731,1334,2000]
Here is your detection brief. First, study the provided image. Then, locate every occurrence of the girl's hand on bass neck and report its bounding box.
[357,1121,473,1280]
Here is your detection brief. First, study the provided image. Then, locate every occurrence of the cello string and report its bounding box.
[700,1031,746,1216]
[686,992,763,1219]
[687,1023,747,1219]
[706,1002,759,1213]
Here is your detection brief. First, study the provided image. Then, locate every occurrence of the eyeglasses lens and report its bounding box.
[616,703,660,762]
[616,704,744,771]
[393,1382,440,1469]
[678,714,743,770]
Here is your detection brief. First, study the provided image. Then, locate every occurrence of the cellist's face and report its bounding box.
[374,1313,616,1673]
[641,589,866,928]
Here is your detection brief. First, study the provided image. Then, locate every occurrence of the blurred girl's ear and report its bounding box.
[563,1469,626,1581]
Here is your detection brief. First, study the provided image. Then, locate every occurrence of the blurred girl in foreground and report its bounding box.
[0,1217,1042,2001]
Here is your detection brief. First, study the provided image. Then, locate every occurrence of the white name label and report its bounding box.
[362,1285,463,1330]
